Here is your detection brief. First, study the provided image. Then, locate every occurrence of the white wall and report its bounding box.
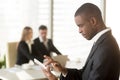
[0,0,51,56]
[53,0,105,64]
[106,0,120,47]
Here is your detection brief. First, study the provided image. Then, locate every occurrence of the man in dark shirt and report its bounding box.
[33,25,61,62]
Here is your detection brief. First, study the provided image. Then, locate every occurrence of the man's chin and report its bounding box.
[82,35,92,40]
[84,36,92,40]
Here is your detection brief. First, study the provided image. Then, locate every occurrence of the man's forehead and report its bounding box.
[40,29,47,31]
[75,15,86,23]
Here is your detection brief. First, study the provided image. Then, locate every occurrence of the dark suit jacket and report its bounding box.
[60,31,120,80]
[33,38,61,62]
[16,41,38,65]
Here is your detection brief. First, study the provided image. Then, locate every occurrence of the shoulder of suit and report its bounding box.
[19,41,25,44]
[34,37,39,42]
[34,37,39,40]
[48,39,52,42]
[18,41,26,47]
[48,39,52,41]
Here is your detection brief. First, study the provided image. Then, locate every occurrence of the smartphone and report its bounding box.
[34,58,46,69]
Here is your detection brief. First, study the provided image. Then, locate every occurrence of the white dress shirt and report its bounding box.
[92,28,111,44]
[25,40,34,53]
[39,37,49,49]
[25,40,34,65]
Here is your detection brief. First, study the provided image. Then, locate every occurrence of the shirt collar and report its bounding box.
[39,36,48,42]
[39,36,44,42]
[92,28,111,43]
[25,40,34,45]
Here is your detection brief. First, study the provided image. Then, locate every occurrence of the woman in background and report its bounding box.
[16,26,35,65]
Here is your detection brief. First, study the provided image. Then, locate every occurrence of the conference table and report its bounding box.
[0,65,60,80]
[0,61,119,80]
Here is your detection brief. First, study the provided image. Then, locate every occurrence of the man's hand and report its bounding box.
[42,66,57,80]
[43,55,68,75]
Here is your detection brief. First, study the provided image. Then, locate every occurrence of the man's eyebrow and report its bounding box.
[77,24,83,27]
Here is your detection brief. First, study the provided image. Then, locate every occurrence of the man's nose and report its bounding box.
[79,28,82,33]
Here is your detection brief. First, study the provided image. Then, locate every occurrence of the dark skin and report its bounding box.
[75,14,106,40]
[42,14,106,80]
[42,55,65,80]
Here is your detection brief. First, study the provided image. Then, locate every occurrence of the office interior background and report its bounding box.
[0,0,120,66]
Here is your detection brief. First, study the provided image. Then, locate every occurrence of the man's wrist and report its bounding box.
[48,74,58,80]
[61,67,68,76]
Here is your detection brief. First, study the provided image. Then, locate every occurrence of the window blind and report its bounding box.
[0,0,50,55]
[53,0,104,64]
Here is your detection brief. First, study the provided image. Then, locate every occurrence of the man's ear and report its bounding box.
[90,17,97,26]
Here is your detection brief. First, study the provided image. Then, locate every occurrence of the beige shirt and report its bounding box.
[39,37,49,49]
[25,40,34,53]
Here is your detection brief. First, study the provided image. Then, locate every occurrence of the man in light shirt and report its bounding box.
[34,25,62,62]
[43,3,120,80]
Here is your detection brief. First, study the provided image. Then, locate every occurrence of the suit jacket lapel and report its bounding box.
[83,31,111,69]
[24,41,31,54]
[47,40,50,51]
[85,43,98,63]
[38,38,49,51]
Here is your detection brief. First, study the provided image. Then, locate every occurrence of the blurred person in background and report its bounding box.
[16,26,39,65]
[34,25,62,63]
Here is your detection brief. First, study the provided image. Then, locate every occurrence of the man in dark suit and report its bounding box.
[33,25,61,62]
[42,3,120,80]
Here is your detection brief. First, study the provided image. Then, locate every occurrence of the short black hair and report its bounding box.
[39,25,47,30]
[75,3,102,20]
